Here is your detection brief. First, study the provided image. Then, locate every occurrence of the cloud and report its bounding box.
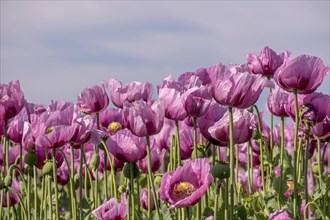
[1,0,329,107]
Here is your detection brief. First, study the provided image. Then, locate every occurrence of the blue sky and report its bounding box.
[1,1,329,120]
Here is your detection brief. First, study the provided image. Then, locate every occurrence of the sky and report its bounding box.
[1,1,329,120]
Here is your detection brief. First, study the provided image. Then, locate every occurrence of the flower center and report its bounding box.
[108,122,122,133]
[172,182,195,200]
[45,127,54,134]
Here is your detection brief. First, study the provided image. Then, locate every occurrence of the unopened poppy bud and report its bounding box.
[43,161,53,176]
[312,163,319,174]
[211,161,230,179]
[4,176,12,187]
[300,103,318,126]
[90,153,100,171]
[123,162,140,179]
[154,174,162,186]
[24,151,38,166]
[253,130,262,140]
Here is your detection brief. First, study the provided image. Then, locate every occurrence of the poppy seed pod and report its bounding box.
[90,153,100,171]
[43,161,53,176]
[24,151,38,166]
[211,161,230,179]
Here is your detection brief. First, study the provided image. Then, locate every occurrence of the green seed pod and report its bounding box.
[4,176,12,187]
[253,130,262,140]
[211,161,230,179]
[43,161,53,176]
[123,163,140,179]
[90,153,100,171]
[0,179,5,190]
[236,204,247,220]
[24,151,38,166]
[312,163,319,174]
[154,174,162,186]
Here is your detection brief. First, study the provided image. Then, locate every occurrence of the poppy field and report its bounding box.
[0,46,329,220]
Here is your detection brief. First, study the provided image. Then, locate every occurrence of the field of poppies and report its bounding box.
[0,46,329,220]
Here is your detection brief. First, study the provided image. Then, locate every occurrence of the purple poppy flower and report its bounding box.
[77,83,109,114]
[151,118,175,150]
[138,140,166,173]
[99,150,124,172]
[57,162,70,186]
[247,46,290,77]
[179,122,200,160]
[1,179,21,207]
[268,209,292,220]
[193,63,228,85]
[124,100,164,137]
[34,144,64,169]
[0,80,25,121]
[160,158,212,208]
[197,101,227,146]
[312,112,330,140]
[285,92,330,123]
[267,85,290,117]
[106,129,146,163]
[181,76,212,118]
[237,166,262,193]
[235,143,260,166]
[212,65,273,108]
[209,109,256,144]
[158,75,187,121]
[92,194,127,220]
[108,79,153,108]
[7,118,29,144]
[36,125,77,149]
[140,188,155,211]
[274,54,328,94]
[99,108,125,136]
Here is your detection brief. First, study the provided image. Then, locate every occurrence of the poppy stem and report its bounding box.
[52,148,59,220]
[70,144,77,219]
[228,106,235,220]
[33,166,38,219]
[175,120,182,167]
[146,135,162,220]
[293,90,299,220]
[303,123,310,218]
[247,141,252,194]
[316,138,322,188]
[278,117,285,208]
[79,145,84,220]
[214,179,220,220]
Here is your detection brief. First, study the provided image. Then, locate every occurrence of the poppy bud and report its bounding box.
[90,153,100,171]
[211,161,230,179]
[4,176,12,187]
[24,151,38,166]
[43,161,53,176]
[123,162,140,179]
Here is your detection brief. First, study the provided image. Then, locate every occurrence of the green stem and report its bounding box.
[146,136,162,219]
[297,139,303,184]
[228,106,235,220]
[304,123,310,218]
[253,105,265,192]
[79,145,84,220]
[316,138,322,188]
[214,180,220,220]
[212,145,216,166]
[48,177,53,220]
[102,141,118,198]
[175,120,182,167]
[70,145,77,219]
[52,148,59,220]
[8,187,28,219]
[293,90,299,220]
[278,117,285,208]
[40,174,46,220]
[130,163,135,220]
[27,167,31,220]
[33,166,38,220]
[104,153,109,200]
[247,142,252,194]
[147,176,151,219]
[193,117,198,159]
